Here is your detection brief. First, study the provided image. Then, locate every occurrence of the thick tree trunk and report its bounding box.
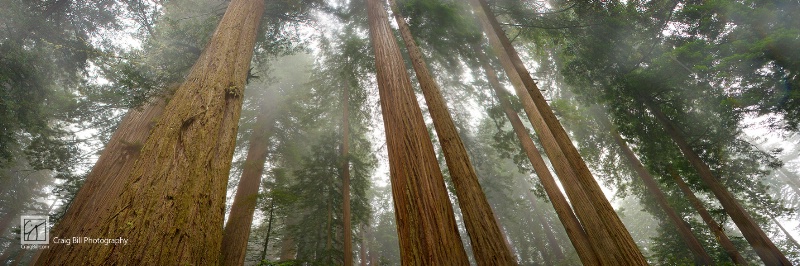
[342,83,353,266]
[611,130,713,264]
[477,49,600,265]
[644,99,791,265]
[469,1,647,264]
[222,96,279,265]
[388,0,515,264]
[36,97,167,265]
[366,0,470,264]
[668,167,747,265]
[39,0,266,264]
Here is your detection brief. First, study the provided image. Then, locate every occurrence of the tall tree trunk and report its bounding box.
[523,189,556,264]
[39,0,266,264]
[222,95,278,265]
[342,83,353,266]
[366,0,469,264]
[387,1,515,264]
[668,166,747,265]
[771,217,800,250]
[359,225,367,266]
[643,99,791,265]
[611,130,713,265]
[35,98,167,265]
[468,1,647,264]
[260,198,276,262]
[538,211,566,262]
[477,48,600,265]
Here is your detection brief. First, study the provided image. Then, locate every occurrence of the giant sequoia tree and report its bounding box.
[39,0,266,264]
[3,0,799,264]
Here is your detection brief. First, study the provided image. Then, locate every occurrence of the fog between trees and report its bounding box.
[1,0,799,265]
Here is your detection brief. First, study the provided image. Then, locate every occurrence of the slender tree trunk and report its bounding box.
[366,0,470,264]
[222,93,279,265]
[359,225,367,266]
[771,217,800,250]
[668,167,747,265]
[387,1,515,264]
[39,0,266,263]
[35,98,167,265]
[326,196,333,263]
[611,130,713,264]
[643,99,790,265]
[260,198,276,262]
[778,169,800,195]
[469,1,647,264]
[477,48,600,265]
[341,83,353,266]
[539,212,566,262]
[523,189,556,263]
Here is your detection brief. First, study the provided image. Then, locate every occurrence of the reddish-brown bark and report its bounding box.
[477,49,600,265]
[645,99,790,265]
[612,130,713,265]
[366,0,470,263]
[388,0,516,264]
[38,0,266,263]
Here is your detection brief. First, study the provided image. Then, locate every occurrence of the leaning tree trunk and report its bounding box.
[366,0,470,264]
[341,83,353,266]
[36,97,167,265]
[668,166,749,265]
[387,0,515,264]
[39,0,266,264]
[611,130,713,265]
[643,99,791,265]
[771,216,800,250]
[221,95,279,265]
[468,1,647,264]
[477,48,600,265]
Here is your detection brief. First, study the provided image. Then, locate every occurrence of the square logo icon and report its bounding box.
[21,215,48,245]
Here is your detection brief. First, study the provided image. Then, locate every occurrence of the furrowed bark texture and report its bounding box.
[366,0,470,264]
[221,98,279,265]
[478,49,600,266]
[668,167,749,265]
[469,0,648,264]
[342,83,353,266]
[388,0,516,264]
[40,0,266,264]
[611,131,713,265]
[644,99,791,265]
[37,98,166,265]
